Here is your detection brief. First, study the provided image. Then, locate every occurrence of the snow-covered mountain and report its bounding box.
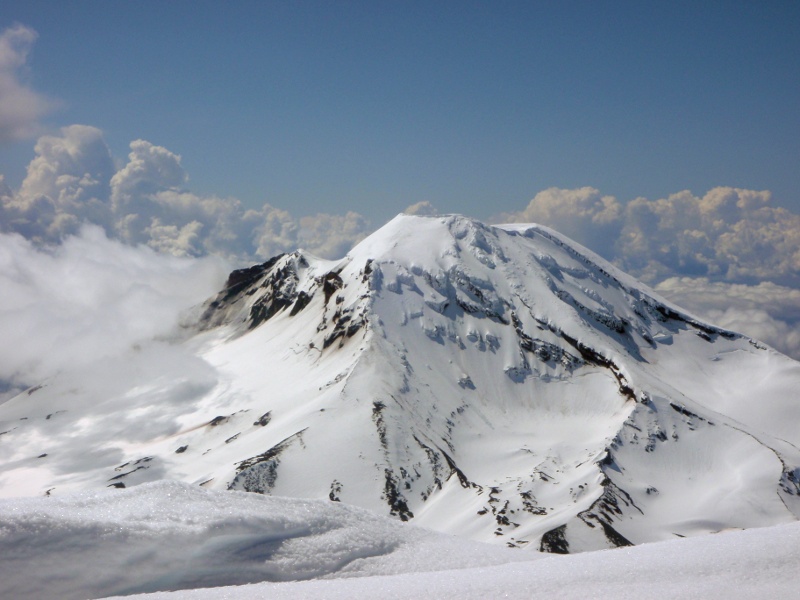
[1,214,798,553]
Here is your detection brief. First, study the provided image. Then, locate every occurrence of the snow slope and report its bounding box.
[0,481,530,599]
[120,521,800,600]
[0,482,796,600]
[0,214,798,553]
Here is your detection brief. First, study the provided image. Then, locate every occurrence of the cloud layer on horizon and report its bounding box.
[1,125,372,262]
[3,126,800,361]
[498,186,800,288]
[496,187,800,358]
[654,278,800,359]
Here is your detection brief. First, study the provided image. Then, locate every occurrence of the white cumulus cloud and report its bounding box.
[498,187,800,359]
[1,127,373,261]
[404,201,440,216]
[497,187,623,259]
[5,125,116,241]
[0,24,57,142]
[617,187,800,286]
[498,186,800,288]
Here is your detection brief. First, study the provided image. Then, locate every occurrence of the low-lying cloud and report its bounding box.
[654,278,800,359]
[0,226,229,400]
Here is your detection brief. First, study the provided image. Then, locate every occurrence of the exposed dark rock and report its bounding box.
[289,291,313,316]
[597,519,633,547]
[539,525,569,554]
[108,465,147,481]
[653,304,738,341]
[253,412,272,427]
[520,491,547,515]
[780,468,800,496]
[229,429,307,494]
[198,254,313,332]
[108,456,153,483]
[557,331,638,402]
[669,403,702,420]
[248,264,298,328]
[322,307,365,349]
[329,480,342,502]
[322,271,344,304]
[440,448,475,489]
[383,468,414,521]
[361,259,373,283]
[233,430,306,473]
[372,401,388,450]
[223,257,283,300]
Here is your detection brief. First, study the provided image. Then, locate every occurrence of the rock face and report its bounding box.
[1,214,799,552]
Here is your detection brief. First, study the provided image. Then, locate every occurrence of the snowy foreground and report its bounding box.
[0,481,797,600]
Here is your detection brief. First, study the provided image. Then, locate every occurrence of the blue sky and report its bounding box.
[1,0,799,223]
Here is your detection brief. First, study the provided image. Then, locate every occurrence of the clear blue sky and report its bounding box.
[1,0,798,223]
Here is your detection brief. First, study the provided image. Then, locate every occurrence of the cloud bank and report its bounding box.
[498,186,800,288]
[654,278,800,359]
[497,187,800,358]
[0,25,56,142]
[0,226,229,401]
[1,126,372,261]
[3,125,800,365]
[0,125,380,401]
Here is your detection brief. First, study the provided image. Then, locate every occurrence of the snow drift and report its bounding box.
[0,481,797,600]
[0,481,529,599]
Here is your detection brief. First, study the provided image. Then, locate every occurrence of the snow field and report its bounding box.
[0,480,797,599]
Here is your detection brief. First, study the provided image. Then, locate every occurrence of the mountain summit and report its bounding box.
[1,214,798,552]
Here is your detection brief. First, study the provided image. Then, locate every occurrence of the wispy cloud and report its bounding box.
[0,25,57,142]
[0,226,229,400]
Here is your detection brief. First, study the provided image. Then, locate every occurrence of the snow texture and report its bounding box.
[0,481,530,599]
[0,481,796,600]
